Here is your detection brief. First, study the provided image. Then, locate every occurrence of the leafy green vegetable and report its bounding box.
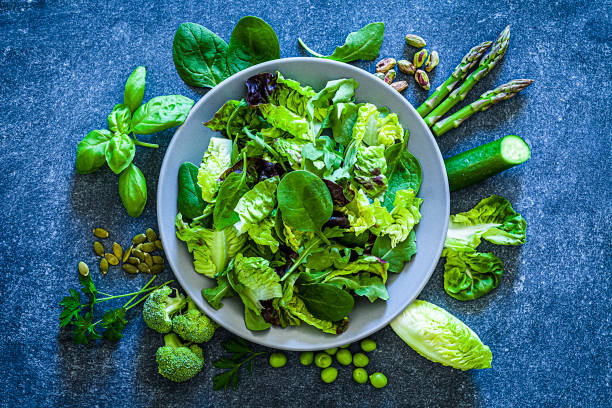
[383,135,422,211]
[322,255,388,284]
[227,16,280,75]
[306,78,359,122]
[337,188,376,235]
[445,195,527,249]
[375,113,404,147]
[105,133,135,174]
[203,276,235,310]
[235,176,279,227]
[443,247,504,301]
[172,23,229,88]
[123,66,146,112]
[296,283,354,322]
[372,230,417,273]
[277,170,333,240]
[213,338,265,390]
[107,103,132,134]
[285,295,348,334]
[326,102,359,147]
[259,104,312,141]
[301,136,343,178]
[75,129,112,174]
[131,95,194,135]
[118,163,147,217]
[197,137,233,202]
[382,189,422,247]
[270,72,326,121]
[178,162,205,220]
[298,22,385,62]
[390,300,493,370]
[352,144,388,198]
[213,170,250,230]
[326,273,389,302]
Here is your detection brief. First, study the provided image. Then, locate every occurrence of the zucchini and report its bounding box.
[445,135,531,191]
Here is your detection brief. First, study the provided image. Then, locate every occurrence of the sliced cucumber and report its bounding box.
[445,135,531,191]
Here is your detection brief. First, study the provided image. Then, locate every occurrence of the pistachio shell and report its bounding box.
[391,81,409,92]
[93,228,109,239]
[415,69,430,90]
[145,228,157,242]
[413,49,429,68]
[100,258,109,274]
[78,261,89,277]
[375,57,397,73]
[425,50,439,72]
[105,253,119,266]
[93,241,104,256]
[384,69,396,85]
[122,264,139,274]
[405,34,426,48]
[397,59,416,75]
[132,233,146,245]
[112,242,123,259]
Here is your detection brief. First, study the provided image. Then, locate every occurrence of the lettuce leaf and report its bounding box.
[259,103,312,141]
[442,247,504,301]
[376,113,404,147]
[351,103,379,147]
[204,99,265,140]
[273,137,307,169]
[323,255,388,284]
[326,272,389,302]
[382,188,422,247]
[285,295,347,334]
[337,188,376,235]
[306,78,359,122]
[269,72,327,121]
[235,176,279,226]
[445,195,527,249]
[196,137,233,202]
[301,136,343,178]
[283,222,315,252]
[353,144,388,199]
[244,217,280,253]
[372,230,417,273]
[326,102,359,147]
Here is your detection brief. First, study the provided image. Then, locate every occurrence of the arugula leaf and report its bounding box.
[131,95,194,135]
[298,22,385,62]
[227,16,280,75]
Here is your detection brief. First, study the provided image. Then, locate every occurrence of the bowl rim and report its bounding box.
[157,57,449,350]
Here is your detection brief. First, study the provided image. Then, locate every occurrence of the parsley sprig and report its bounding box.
[213,338,266,390]
[59,274,173,344]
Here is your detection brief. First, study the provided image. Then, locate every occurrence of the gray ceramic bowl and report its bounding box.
[157,57,449,351]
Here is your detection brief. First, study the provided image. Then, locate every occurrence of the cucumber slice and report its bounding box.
[444,135,531,191]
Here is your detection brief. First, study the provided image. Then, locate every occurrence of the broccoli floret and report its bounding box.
[156,333,204,382]
[142,286,187,333]
[172,297,218,343]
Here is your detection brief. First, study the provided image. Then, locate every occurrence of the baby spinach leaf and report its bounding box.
[75,129,112,174]
[277,170,333,239]
[107,103,132,134]
[227,16,280,75]
[383,137,422,211]
[131,95,194,135]
[105,133,135,174]
[172,23,229,88]
[327,102,359,147]
[442,247,504,301]
[296,283,354,322]
[118,163,147,217]
[214,171,250,230]
[178,162,205,220]
[372,230,417,273]
[123,66,146,112]
[298,22,384,62]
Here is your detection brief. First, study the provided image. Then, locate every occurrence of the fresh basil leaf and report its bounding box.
[227,16,280,75]
[277,170,333,238]
[75,129,112,174]
[298,22,384,62]
[213,171,250,230]
[118,163,147,217]
[172,23,229,88]
[107,103,132,134]
[372,230,417,273]
[105,133,135,174]
[296,283,354,321]
[383,138,422,211]
[123,66,146,112]
[131,95,194,135]
[177,162,205,220]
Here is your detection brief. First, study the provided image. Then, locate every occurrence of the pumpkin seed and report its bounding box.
[93,241,104,256]
[122,264,139,274]
[128,257,140,265]
[140,242,156,253]
[132,233,147,245]
[133,249,145,260]
[144,253,153,267]
[93,228,109,238]
[150,264,165,274]
[154,239,163,250]
[112,242,123,259]
[100,258,109,274]
[145,228,157,242]
[152,256,164,265]
[137,263,150,273]
[122,245,132,263]
[78,261,89,277]
[105,253,119,266]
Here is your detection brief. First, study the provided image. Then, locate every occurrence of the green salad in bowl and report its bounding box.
[174,71,423,334]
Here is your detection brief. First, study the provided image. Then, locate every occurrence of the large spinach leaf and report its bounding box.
[227,16,280,75]
[172,23,229,88]
[177,162,206,220]
[75,129,112,174]
[372,230,417,273]
[131,95,194,135]
[383,137,422,211]
[296,283,354,322]
[298,22,384,62]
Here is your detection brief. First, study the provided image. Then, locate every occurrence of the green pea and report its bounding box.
[269,352,287,368]
[324,347,338,355]
[314,352,332,368]
[360,338,377,352]
[353,352,369,367]
[300,351,314,366]
[369,372,387,388]
[353,368,368,384]
[336,349,352,366]
[321,367,338,383]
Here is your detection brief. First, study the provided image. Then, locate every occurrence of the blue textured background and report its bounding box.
[0,0,610,407]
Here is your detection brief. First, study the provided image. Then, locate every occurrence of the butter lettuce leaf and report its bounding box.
[204,99,265,140]
[269,72,327,121]
[259,104,312,141]
[337,188,375,235]
[326,273,389,302]
[353,144,388,199]
[322,255,388,284]
[285,295,347,334]
[382,189,422,247]
[351,103,379,147]
[235,176,279,226]
[197,137,233,202]
[376,113,404,147]
[443,247,504,301]
[244,217,279,253]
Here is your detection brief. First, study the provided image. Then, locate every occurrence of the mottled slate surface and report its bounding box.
[0,0,610,407]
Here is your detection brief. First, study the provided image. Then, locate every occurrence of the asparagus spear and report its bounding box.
[415,41,492,118]
[432,79,534,137]
[424,26,511,127]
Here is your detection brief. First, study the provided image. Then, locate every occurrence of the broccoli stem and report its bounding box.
[164,333,184,348]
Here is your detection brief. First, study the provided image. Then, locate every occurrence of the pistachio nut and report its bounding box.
[78,261,89,277]
[384,69,396,85]
[144,253,154,267]
[93,241,104,256]
[122,245,132,263]
[100,258,109,274]
[137,263,151,273]
[152,256,165,265]
[132,233,146,245]
[405,34,426,48]
[122,264,139,274]
[105,253,120,266]
[150,264,165,274]
[391,81,409,93]
[397,59,416,75]
[112,242,123,259]
[128,257,140,265]
[154,240,163,250]
[140,242,156,253]
[413,49,429,68]
[425,50,439,72]
[145,228,157,242]
[375,58,396,73]
[414,70,430,90]
[374,72,386,80]
[93,228,109,239]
